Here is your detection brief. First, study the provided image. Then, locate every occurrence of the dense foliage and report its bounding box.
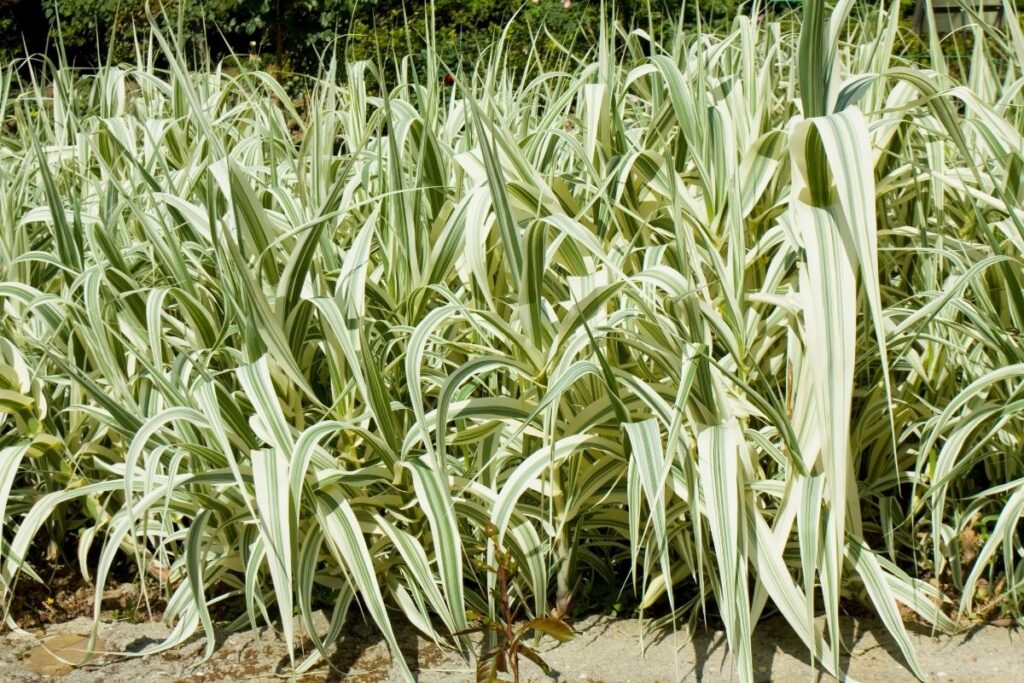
[2,1,1024,682]
[1,0,742,70]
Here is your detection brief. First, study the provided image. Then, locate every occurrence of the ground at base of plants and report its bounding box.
[1,614,1020,682]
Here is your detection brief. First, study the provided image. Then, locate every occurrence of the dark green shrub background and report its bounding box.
[0,0,743,70]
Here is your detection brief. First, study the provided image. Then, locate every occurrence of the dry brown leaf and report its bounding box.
[960,512,982,567]
[147,561,172,583]
[22,634,105,676]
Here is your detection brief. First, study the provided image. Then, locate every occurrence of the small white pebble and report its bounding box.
[937,673,947,678]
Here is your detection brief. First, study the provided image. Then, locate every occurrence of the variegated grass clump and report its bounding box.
[2,1,1024,681]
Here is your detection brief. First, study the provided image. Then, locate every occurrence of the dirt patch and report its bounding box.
[6,565,162,631]
[0,614,1021,682]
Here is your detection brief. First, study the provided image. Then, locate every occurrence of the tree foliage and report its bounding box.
[1,0,746,69]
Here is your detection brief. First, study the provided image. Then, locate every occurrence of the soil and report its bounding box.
[7,575,154,630]
[1,611,1021,682]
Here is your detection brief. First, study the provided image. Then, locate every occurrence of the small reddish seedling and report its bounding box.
[459,523,574,683]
